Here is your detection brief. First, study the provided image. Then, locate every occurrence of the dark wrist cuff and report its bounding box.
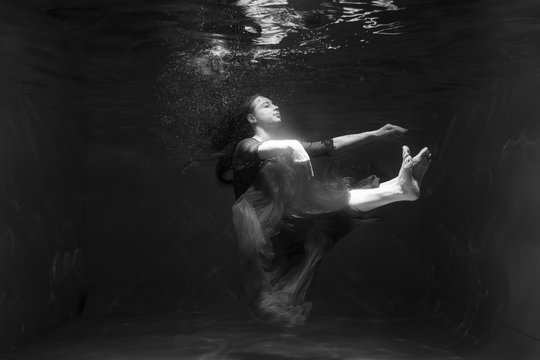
[322,139,336,154]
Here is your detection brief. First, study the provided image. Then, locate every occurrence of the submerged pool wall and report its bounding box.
[0,2,87,356]
[425,72,540,359]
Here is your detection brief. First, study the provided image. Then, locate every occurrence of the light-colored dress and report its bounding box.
[232,137,378,326]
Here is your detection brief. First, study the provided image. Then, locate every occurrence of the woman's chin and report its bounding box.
[267,119,281,127]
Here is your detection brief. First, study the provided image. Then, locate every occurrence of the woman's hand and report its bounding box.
[375,124,408,138]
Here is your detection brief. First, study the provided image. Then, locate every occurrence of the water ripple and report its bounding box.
[235,0,403,46]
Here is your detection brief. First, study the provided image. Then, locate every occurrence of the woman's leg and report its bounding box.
[348,146,431,212]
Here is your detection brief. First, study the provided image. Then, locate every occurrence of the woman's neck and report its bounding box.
[252,127,274,142]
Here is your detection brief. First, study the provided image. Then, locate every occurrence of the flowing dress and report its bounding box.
[231,137,378,326]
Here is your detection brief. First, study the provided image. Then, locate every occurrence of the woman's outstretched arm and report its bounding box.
[332,124,407,154]
[258,140,310,162]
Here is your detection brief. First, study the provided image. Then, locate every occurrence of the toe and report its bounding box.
[402,145,410,159]
[418,147,429,157]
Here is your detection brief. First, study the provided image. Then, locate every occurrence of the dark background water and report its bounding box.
[1,0,540,358]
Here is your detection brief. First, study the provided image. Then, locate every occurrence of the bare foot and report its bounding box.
[397,146,419,201]
[411,147,431,185]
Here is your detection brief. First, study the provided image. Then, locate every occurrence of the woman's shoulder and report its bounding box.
[239,136,258,143]
[236,137,261,152]
[233,137,261,165]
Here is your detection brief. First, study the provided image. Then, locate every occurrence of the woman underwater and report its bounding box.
[209,94,432,327]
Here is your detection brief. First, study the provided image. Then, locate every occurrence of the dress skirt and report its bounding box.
[232,153,379,327]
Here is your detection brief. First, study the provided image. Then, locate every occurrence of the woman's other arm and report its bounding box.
[332,124,407,154]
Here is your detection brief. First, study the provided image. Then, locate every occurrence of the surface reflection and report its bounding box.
[338,0,403,35]
[236,0,402,45]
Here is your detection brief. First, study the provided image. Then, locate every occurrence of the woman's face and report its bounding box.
[247,96,281,127]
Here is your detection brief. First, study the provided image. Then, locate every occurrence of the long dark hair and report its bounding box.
[208,94,261,186]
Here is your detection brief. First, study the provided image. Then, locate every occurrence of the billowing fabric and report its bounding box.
[231,137,378,326]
